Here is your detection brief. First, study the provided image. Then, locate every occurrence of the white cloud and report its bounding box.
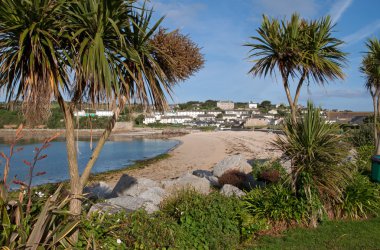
[327,0,353,24]
[251,0,319,19]
[152,1,206,29]
[342,20,380,46]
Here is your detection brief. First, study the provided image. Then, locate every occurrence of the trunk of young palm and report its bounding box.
[372,95,378,149]
[79,104,123,188]
[376,94,380,155]
[57,98,82,242]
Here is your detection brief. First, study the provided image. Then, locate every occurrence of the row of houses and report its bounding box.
[143,109,284,128]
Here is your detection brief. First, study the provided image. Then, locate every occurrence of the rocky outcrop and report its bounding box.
[111,174,159,197]
[106,196,159,214]
[213,155,252,177]
[84,182,113,199]
[88,202,124,215]
[162,173,211,195]
[220,184,245,197]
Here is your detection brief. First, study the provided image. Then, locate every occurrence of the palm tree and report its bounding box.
[246,14,346,123]
[360,38,380,153]
[0,0,203,226]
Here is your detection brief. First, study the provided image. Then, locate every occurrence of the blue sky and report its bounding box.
[148,0,380,111]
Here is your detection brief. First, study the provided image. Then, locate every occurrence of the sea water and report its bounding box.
[0,138,179,187]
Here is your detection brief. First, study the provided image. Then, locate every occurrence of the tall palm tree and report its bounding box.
[0,0,203,227]
[246,14,346,123]
[360,38,380,153]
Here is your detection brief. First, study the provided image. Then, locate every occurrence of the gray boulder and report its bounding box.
[88,202,124,215]
[213,155,252,177]
[111,174,160,197]
[162,173,211,195]
[192,169,213,178]
[220,184,245,197]
[106,195,159,214]
[138,187,166,205]
[206,175,221,188]
[84,182,113,199]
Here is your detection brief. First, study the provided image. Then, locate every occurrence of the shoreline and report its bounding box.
[2,130,282,188]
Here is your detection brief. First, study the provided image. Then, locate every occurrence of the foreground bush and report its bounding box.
[273,102,352,224]
[79,210,181,249]
[218,169,250,190]
[338,174,380,219]
[251,160,287,184]
[160,189,244,249]
[242,184,309,230]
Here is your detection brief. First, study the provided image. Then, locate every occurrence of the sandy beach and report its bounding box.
[108,130,282,185]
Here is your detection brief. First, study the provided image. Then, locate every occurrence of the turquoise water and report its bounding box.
[0,139,179,187]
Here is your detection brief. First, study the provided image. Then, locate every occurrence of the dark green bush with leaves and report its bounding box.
[79,210,181,249]
[160,189,244,249]
[242,184,309,225]
[355,144,375,173]
[349,123,374,147]
[338,174,380,219]
[251,160,287,183]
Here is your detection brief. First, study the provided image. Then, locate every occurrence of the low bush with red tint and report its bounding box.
[259,169,281,183]
[218,170,249,190]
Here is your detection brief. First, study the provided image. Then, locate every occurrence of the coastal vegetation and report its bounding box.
[0,3,379,249]
[0,0,204,234]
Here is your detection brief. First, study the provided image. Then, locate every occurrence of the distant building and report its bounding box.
[177,110,205,118]
[217,101,234,110]
[143,116,156,124]
[160,116,192,124]
[245,116,270,127]
[248,102,258,109]
[268,109,278,115]
[197,114,216,121]
[74,110,87,117]
[225,110,249,117]
[96,110,114,117]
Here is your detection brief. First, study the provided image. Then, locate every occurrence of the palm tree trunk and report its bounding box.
[79,105,122,188]
[376,94,380,155]
[372,94,378,148]
[292,69,307,122]
[281,70,296,124]
[57,97,82,242]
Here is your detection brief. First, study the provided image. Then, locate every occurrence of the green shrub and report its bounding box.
[160,189,243,249]
[251,160,287,183]
[242,184,309,225]
[79,210,181,249]
[338,174,380,219]
[350,124,374,147]
[355,144,374,173]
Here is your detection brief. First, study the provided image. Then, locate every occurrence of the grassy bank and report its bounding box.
[249,216,380,249]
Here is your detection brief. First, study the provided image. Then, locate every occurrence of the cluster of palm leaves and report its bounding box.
[0,0,204,238]
[361,38,380,154]
[273,102,352,222]
[246,14,346,123]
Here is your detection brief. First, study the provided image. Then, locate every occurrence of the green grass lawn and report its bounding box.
[249,217,380,250]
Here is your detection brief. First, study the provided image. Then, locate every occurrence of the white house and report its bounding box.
[143,116,156,124]
[177,110,205,118]
[74,110,87,117]
[248,102,258,109]
[197,114,216,121]
[206,110,222,116]
[96,110,114,117]
[223,114,238,121]
[160,116,192,124]
[268,109,278,115]
[217,101,234,110]
[225,110,249,117]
